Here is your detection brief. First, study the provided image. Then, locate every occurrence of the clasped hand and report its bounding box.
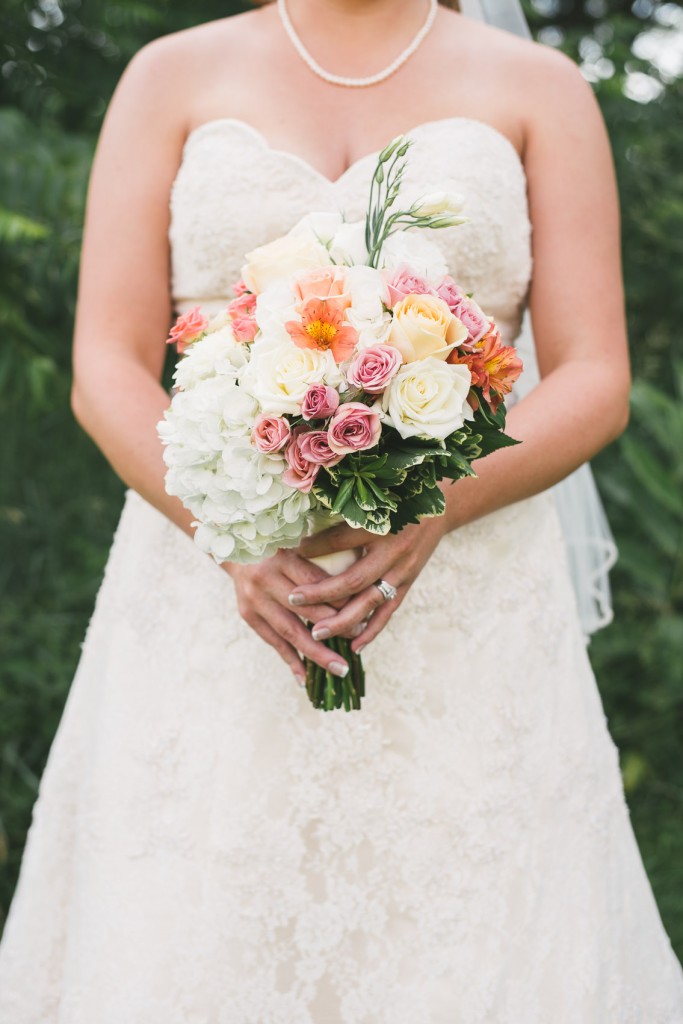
[225,516,447,685]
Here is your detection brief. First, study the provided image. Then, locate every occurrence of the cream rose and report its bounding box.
[389,294,468,362]
[242,234,331,294]
[381,357,473,440]
[242,340,342,416]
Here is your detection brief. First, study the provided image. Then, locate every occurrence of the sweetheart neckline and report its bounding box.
[180,115,526,188]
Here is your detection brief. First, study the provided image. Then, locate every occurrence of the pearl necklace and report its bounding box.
[277,0,438,88]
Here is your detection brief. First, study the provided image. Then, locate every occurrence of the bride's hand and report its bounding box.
[288,515,448,653]
[224,549,362,684]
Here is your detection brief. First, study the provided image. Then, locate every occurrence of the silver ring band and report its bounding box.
[375,578,398,602]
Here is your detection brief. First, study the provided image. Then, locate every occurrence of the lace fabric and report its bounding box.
[1,118,681,1022]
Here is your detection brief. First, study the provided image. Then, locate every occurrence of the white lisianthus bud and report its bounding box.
[411,191,465,218]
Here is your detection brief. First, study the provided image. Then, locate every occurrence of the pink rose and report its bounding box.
[298,430,343,467]
[226,291,256,318]
[328,402,381,456]
[346,344,402,394]
[436,276,488,345]
[232,278,249,297]
[300,383,340,421]
[251,414,291,454]
[166,306,208,353]
[226,291,258,343]
[294,266,350,307]
[231,315,259,343]
[435,275,465,310]
[283,429,320,492]
[385,264,436,308]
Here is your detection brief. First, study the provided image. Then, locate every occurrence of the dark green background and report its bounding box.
[1,0,682,955]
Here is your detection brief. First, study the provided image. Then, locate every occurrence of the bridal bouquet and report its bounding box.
[157,136,523,711]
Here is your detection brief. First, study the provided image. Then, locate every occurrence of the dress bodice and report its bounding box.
[169,117,533,344]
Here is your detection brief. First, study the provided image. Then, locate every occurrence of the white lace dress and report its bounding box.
[1,118,682,1024]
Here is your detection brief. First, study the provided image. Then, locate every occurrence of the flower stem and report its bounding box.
[303,634,365,712]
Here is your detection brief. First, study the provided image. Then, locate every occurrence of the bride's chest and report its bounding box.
[168,117,534,343]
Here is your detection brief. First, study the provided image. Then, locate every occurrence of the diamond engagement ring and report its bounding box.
[374,579,398,602]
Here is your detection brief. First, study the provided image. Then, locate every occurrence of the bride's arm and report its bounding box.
[70,38,353,683]
[290,46,631,645]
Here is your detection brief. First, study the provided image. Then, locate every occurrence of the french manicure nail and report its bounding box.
[329,660,349,678]
[351,621,368,637]
[355,643,366,655]
[288,593,305,606]
[312,626,331,641]
[294,675,306,688]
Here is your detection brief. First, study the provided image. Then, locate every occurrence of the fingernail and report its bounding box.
[355,643,366,655]
[312,626,330,641]
[294,675,306,688]
[329,660,349,678]
[351,621,367,637]
[288,593,305,607]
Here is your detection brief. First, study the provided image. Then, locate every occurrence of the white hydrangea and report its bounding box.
[173,326,249,391]
[157,369,312,564]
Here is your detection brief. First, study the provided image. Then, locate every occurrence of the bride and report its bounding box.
[1,0,682,1020]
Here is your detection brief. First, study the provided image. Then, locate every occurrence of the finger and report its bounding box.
[250,615,306,685]
[268,606,350,677]
[351,597,398,653]
[310,584,394,640]
[280,550,332,585]
[270,572,339,624]
[282,557,350,610]
[297,523,374,560]
[289,551,398,607]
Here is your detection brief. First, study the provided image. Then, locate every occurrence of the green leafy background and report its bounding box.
[1,0,682,955]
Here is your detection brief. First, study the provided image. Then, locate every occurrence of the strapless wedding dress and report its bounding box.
[1,117,682,1024]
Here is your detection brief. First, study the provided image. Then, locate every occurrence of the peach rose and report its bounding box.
[388,294,467,363]
[294,266,350,308]
[166,306,208,353]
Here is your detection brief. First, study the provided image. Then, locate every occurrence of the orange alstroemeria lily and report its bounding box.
[285,298,358,363]
[449,322,523,413]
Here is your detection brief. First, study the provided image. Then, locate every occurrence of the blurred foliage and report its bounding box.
[0,0,682,960]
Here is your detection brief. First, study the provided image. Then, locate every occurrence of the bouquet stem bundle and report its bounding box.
[305,640,365,711]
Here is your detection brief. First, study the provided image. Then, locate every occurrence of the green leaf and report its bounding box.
[331,476,355,515]
[341,495,369,529]
[354,478,379,511]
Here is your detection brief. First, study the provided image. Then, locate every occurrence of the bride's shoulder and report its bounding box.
[126,7,274,73]
[108,8,276,139]
[435,7,601,155]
